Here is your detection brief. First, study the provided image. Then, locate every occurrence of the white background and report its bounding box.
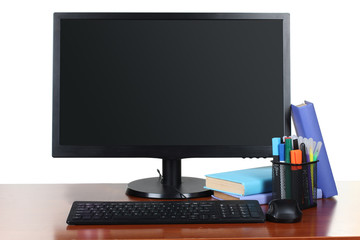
[0,0,359,184]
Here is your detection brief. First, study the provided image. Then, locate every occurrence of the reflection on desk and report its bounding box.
[0,182,359,240]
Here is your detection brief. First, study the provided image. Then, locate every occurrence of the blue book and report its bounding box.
[211,188,323,204]
[291,101,338,198]
[205,166,272,196]
[212,191,273,205]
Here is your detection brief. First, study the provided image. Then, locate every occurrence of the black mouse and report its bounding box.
[266,199,302,223]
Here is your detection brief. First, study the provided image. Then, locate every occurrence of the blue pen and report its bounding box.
[279,143,285,162]
[278,143,286,199]
[272,138,281,200]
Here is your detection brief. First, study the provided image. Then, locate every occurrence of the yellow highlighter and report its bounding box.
[309,138,315,199]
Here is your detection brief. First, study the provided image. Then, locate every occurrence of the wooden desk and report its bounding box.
[0,181,359,240]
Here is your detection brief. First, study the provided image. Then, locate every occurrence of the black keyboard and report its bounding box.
[66,200,265,225]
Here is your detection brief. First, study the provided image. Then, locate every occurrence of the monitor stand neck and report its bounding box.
[162,158,181,186]
[126,158,213,199]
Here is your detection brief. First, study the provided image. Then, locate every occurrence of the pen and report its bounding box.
[303,138,311,163]
[272,137,281,200]
[279,143,286,199]
[300,143,311,206]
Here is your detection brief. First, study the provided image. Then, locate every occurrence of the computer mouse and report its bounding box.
[266,199,302,223]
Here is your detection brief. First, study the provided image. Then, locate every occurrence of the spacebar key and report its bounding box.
[113,215,159,220]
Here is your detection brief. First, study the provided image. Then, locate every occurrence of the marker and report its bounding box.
[272,137,281,162]
[290,149,302,170]
[290,150,302,170]
[290,149,303,205]
[279,143,285,162]
[284,138,292,198]
[285,138,292,164]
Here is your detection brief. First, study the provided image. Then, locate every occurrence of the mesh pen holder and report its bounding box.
[271,160,318,210]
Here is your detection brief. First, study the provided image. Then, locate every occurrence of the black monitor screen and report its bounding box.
[58,18,287,148]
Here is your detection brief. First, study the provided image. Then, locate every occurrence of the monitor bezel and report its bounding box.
[52,12,291,158]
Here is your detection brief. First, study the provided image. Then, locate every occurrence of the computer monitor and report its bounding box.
[52,13,290,199]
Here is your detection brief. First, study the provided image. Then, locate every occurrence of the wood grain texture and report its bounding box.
[0,182,359,240]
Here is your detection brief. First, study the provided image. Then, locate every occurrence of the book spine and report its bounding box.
[291,101,337,198]
[212,191,272,205]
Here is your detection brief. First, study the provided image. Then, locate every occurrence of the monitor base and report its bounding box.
[126,177,213,199]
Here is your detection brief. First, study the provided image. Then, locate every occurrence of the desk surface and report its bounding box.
[0,181,359,240]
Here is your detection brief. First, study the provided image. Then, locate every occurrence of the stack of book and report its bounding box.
[205,166,273,204]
